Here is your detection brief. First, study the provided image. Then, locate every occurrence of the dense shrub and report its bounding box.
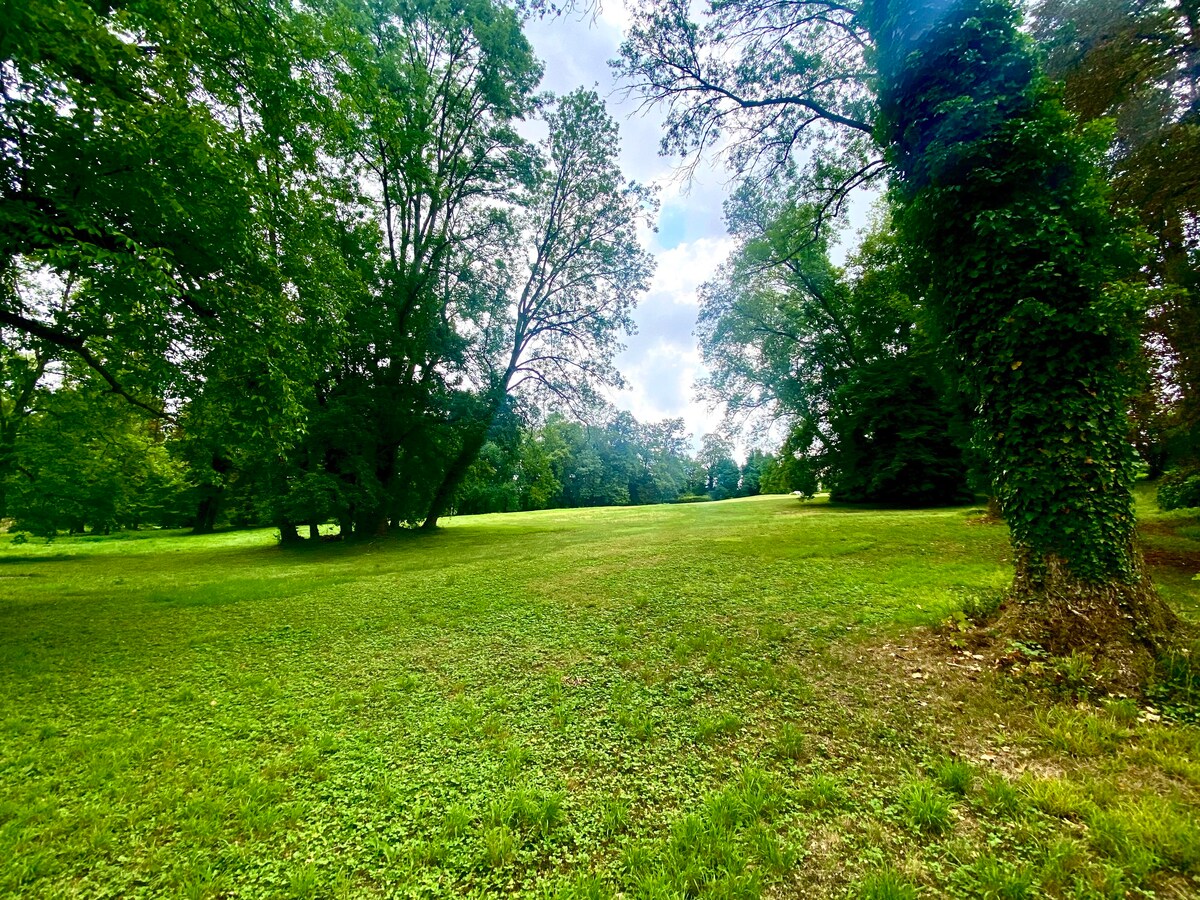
[1157,467,1200,511]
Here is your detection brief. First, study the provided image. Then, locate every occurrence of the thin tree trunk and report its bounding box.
[985,495,1003,522]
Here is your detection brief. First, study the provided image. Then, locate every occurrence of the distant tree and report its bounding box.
[8,377,188,536]
[696,434,739,499]
[755,452,789,495]
[514,429,564,510]
[698,205,969,506]
[631,418,691,503]
[682,458,708,498]
[451,410,692,514]
[421,89,654,529]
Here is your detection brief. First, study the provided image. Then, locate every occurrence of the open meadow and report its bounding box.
[1,494,1198,899]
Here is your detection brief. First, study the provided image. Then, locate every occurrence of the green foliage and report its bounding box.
[1148,638,1200,723]
[932,758,974,797]
[1157,467,1200,511]
[956,589,1007,626]
[1032,0,1200,480]
[854,869,919,900]
[799,773,847,811]
[771,724,806,761]
[698,206,970,508]
[870,0,1148,583]
[1,0,652,537]
[898,778,955,834]
[949,855,1034,898]
[6,378,189,535]
[738,450,774,496]
[2,0,356,440]
[455,411,693,515]
[827,355,971,506]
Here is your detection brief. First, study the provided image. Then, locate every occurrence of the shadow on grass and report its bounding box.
[0,554,75,566]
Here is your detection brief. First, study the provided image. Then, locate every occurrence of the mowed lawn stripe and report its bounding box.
[1,496,1196,898]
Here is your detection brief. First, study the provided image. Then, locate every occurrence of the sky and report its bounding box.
[523,5,739,446]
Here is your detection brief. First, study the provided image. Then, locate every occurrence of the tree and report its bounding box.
[3,0,660,540]
[0,307,50,521]
[279,0,543,538]
[1,0,351,427]
[696,434,739,499]
[867,0,1173,652]
[7,375,188,536]
[450,409,693,515]
[619,0,1175,658]
[1030,0,1200,487]
[2,0,366,546]
[697,202,969,506]
[420,89,654,528]
[739,449,773,496]
[630,417,691,503]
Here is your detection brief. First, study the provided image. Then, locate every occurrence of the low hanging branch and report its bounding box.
[0,309,169,420]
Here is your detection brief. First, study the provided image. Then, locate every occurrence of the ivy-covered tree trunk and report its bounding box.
[867,0,1175,660]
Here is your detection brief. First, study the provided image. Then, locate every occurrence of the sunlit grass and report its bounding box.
[0,493,1197,897]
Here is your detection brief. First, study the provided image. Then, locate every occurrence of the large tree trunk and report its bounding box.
[355,506,391,537]
[191,454,231,535]
[350,443,398,537]
[868,0,1176,664]
[192,492,221,535]
[277,518,302,545]
[421,423,490,531]
[1008,548,1173,654]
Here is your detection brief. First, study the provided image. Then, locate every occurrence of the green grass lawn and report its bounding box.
[1,494,1197,899]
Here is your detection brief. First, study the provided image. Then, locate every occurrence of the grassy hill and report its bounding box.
[0,494,1197,898]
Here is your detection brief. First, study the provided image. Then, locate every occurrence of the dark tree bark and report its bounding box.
[190,454,230,535]
[867,0,1176,670]
[277,518,303,545]
[420,422,491,530]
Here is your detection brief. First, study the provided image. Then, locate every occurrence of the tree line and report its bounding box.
[2,0,659,539]
[454,413,788,516]
[0,385,790,537]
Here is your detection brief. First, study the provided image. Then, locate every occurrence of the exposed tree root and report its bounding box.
[991,550,1180,691]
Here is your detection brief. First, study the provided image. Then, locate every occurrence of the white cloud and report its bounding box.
[596,0,634,35]
[649,236,736,305]
[524,7,737,446]
[608,341,724,444]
